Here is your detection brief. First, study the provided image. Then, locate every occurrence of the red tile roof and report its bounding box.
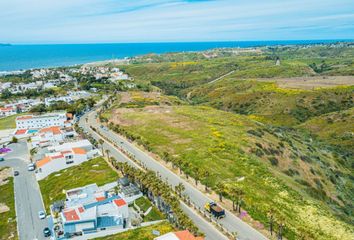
[175,230,204,240]
[15,129,27,135]
[16,115,33,120]
[39,126,62,135]
[51,154,64,159]
[114,199,126,207]
[72,148,86,155]
[36,157,51,168]
[63,209,80,221]
[96,196,106,202]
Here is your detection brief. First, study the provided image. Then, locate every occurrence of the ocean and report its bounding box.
[0,40,347,72]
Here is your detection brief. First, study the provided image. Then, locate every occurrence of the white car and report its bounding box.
[38,210,46,219]
[28,163,35,171]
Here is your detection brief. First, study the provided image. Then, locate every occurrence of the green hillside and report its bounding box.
[299,108,354,153]
[103,93,353,240]
[187,79,354,126]
[101,44,354,240]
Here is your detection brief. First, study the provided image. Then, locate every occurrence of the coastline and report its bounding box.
[0,40,352,72]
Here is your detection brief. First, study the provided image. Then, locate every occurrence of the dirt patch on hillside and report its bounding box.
[0,203,10,213]
[0,168,11,186]
[255,76,354,90]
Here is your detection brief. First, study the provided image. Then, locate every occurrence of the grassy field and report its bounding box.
[134,196,165,222]
[0,114,24,130]
[39,157,119,211]
[187,78,354,126]
[105,94,353,240]
[94,222,174,240]
[299,107,354,153]
[0,169,17,240]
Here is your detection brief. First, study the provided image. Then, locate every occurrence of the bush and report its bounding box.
[268,157,279,166]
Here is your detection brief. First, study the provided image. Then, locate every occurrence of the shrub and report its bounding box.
[268,157,279,166]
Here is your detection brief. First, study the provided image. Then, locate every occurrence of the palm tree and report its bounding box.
[98,139,104,156]
[175,183,185,198]
[236,189,244,213]
[268,208,275,236]
[216,182,226,202]
[105,149,110,161]
[277,217,285,240]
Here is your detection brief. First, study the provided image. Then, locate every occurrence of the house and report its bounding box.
[34,139,100,180]
[154,230,204,240]
[118,177,143,203]
[58,183,129,238]
[44,96,73,106]
[15,112,69,130]
[0,107,17,117]
[30,126,76,148]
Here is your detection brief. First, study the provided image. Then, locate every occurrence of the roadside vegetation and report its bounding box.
[39,157,119,211]
[134,196,165,222]
[98,43,354,240]
[0,113,25,130]
[0,168,17,240]
[94,221,174,240]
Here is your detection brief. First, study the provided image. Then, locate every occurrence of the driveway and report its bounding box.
[0,141,49,240]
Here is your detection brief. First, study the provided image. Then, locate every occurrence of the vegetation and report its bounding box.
[103,89,353,239]
[0,169,17,240]
[187,79,354,126]
[134,196,165,222]
[0,113,25,130]
[94,222,174,240]
[30,97,96,115]
[299,107,354,153]
[39,157,119,211]
[112,161,200,235]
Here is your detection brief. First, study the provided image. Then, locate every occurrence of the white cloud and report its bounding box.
[0,0,353,43]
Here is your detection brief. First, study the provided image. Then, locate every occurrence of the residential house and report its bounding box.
[16,112,69,130]
[0,107,17,117]
[30,126,76,148]
[58,183,129,238]
[35,140,99,180]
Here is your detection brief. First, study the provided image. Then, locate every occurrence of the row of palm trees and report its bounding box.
[109,159,201,236]
[96,100,288,240]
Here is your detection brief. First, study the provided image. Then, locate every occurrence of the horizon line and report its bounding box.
[4,38,354,46]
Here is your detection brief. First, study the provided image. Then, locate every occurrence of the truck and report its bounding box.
[204,202,225,218]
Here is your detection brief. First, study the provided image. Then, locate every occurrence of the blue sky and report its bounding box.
[0,0,353,44]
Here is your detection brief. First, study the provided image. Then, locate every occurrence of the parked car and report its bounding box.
[0,157,4,162]
[43,227,51,237]
[13,171,19,176]
[28,163,35,171]
[204,202,226,219]
[38,210,46,219]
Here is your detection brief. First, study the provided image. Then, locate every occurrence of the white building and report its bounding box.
[30,126,76,148]
[0,107,17,117]
[35,140,99,180]
[44,96,73,106]
[16,112,68,130]
[59,183,129,237]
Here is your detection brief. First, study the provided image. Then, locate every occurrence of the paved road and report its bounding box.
[79,112,228,240]
[79,106,268,240]
[0,141,48,240]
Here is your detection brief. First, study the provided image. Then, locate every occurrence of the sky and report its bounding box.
[0,0,353,44]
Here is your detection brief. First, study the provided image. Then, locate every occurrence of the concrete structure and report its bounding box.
[57,184,129,238]
[16,112,68,130]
